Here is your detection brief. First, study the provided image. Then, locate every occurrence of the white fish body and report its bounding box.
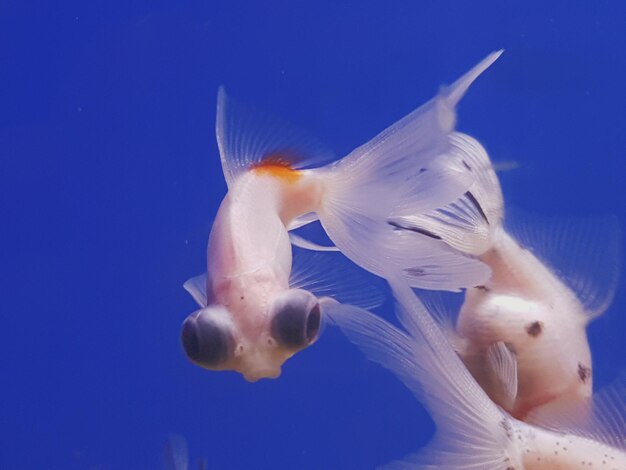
[192,167,326,381]
[514,420,625,470]
[458,226,595,419]
[391,129,620,418]
[181,52,504,381]
[328,275,626,469]
[207,169,324,311]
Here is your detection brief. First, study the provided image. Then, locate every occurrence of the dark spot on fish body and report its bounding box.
[578,362,591,383]
[500,419,513,439]
[462,159,472,171]
[525,321,543,337]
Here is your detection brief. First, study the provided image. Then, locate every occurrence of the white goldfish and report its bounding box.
[181,52,503,381]
[328,275,626,469]
[389,131,621,419]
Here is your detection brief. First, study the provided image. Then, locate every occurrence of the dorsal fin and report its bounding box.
[216,88,336,188]
[506,209,621,319]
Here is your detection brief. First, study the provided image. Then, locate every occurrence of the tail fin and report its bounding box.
[316,52,502,291]
[326,276,520,469]
[390,132,504,257]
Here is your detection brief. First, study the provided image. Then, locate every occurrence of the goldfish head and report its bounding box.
[180,289,321,382]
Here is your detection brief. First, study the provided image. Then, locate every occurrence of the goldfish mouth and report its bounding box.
[243,367,282,382]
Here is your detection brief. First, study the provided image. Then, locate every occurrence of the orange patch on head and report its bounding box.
[251,159,302,184]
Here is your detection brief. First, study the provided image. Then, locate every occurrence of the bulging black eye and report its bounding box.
[270,290,321,349]
[181,307,234,368]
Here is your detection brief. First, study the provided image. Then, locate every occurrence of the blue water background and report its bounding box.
[2,1,625,468]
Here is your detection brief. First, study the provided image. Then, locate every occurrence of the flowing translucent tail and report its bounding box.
[325,275,520,469]
[315,51,502,291]
[389,132,504,257]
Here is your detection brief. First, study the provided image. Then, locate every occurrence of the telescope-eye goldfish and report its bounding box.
[181,52,503,381]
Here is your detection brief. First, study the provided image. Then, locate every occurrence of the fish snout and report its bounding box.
[242,365,282,382]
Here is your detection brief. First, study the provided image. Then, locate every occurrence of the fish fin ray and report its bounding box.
[486,341,519,410]
[327,276,516,468]
[382,438,515,469]
[319,186,492,291]
[289,233,340,252]
[390,132,503,256]
[316,53,502,290]
[319,166,493,291]
[415,289,463,347]
[506,209,621,319]
[183,273,208,307]
[216,87,336,188]
[290,247,385,310]
[286,212,319,231]
[443,50,504,107]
